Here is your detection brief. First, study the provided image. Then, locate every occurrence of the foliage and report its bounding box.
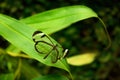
[0,0,120,80]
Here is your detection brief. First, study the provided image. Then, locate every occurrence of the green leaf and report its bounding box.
[67,52,97,66]
[0,14,69,73]
[0,5,99,79]
[0,73,14,80]
[20,5,98,34]
[32,74,69,80]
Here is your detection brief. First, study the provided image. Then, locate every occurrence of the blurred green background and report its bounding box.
[0,0,120,80]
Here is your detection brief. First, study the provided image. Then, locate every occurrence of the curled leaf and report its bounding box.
[67,52,97,66]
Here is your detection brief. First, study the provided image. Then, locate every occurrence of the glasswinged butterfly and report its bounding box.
[32,31,69,63]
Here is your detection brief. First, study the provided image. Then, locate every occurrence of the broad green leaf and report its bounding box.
[32,74,69,80]
[21,5,111,49]
[0,14,70,73]
[0,73,14,80]
[20,5,98,34]
[67,52,97,66]
[0,5,99,79]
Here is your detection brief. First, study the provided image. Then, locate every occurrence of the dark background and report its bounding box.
[0,0,120,80]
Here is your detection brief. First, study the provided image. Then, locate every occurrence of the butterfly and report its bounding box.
[32,31,69,63]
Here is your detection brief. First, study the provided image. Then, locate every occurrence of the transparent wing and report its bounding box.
[35,41,53,54]
[32,31,55,45]
[35,41,59,63]
[33,30,55,54]
[50,47,59,63]
[57,45,69,59]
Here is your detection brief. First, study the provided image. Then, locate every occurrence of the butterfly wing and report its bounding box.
[35,41,53,54]
[50,47,59,63]
[33,31,54,53]
[56,45,69,60]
